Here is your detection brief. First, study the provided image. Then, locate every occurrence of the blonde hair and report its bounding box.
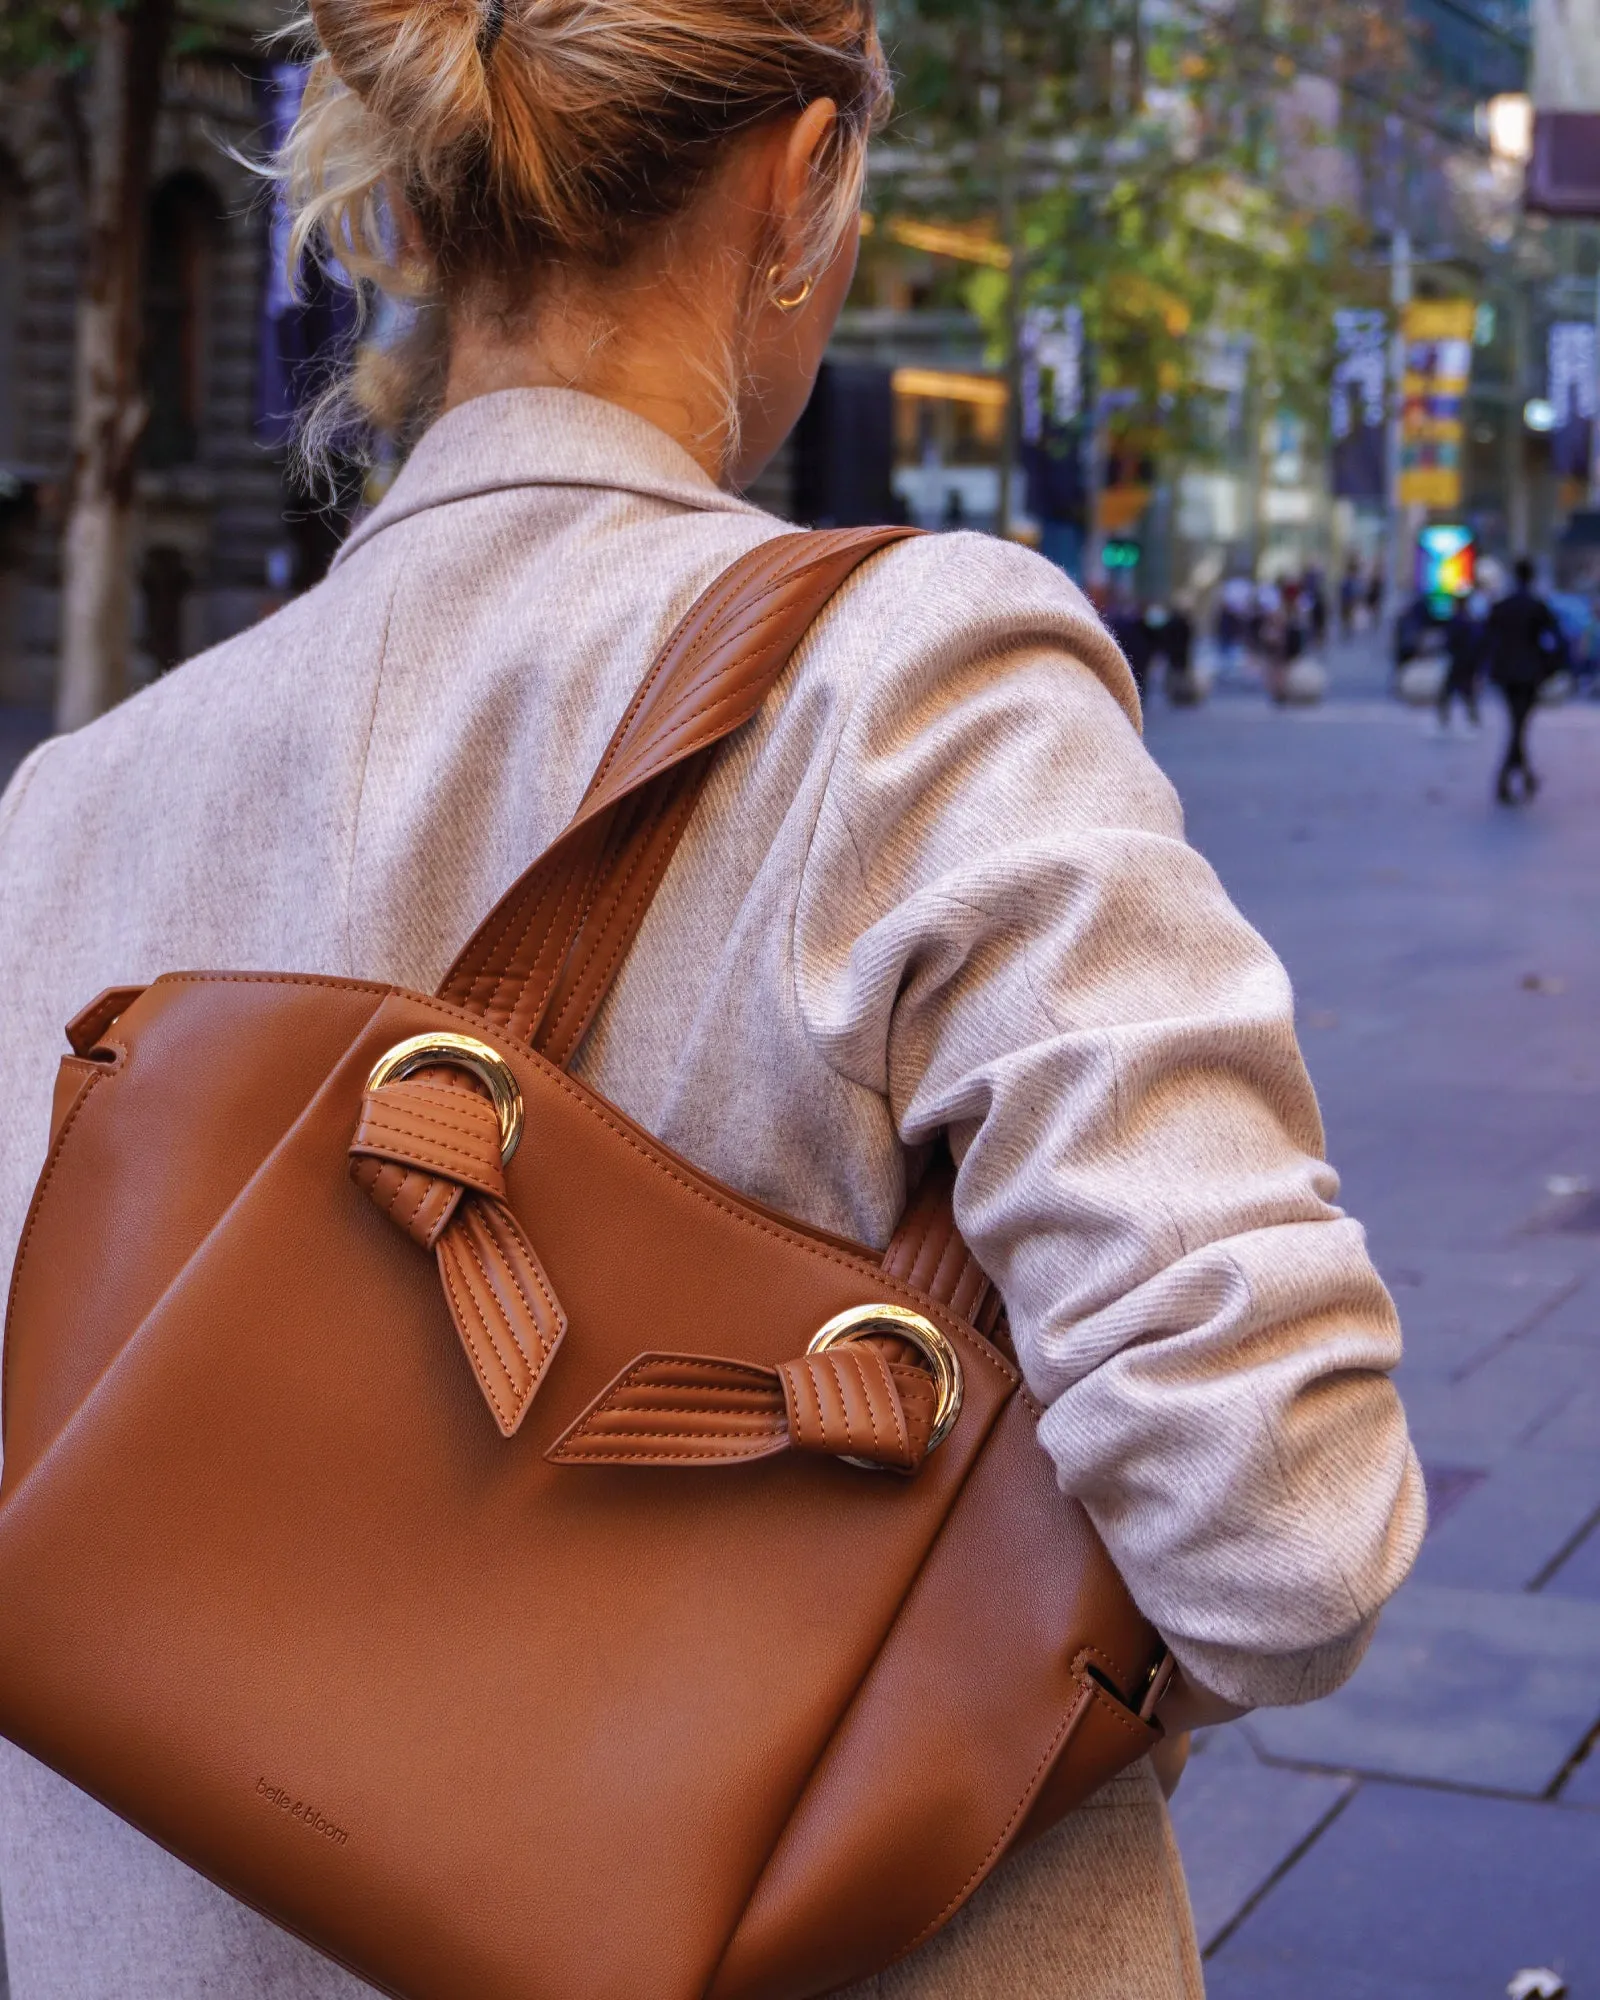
[281,0,889,470]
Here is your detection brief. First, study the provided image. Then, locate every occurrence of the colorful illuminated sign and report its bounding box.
[1416,524,1476,602]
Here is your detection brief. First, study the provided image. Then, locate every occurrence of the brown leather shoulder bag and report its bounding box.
[0,525,1165,2000]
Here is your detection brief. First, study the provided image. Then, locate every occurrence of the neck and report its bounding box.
[441,280,737,483]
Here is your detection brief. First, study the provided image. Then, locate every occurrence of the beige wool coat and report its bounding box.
[0,389,1425,1999]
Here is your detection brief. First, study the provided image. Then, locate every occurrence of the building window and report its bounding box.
[142,173,222,469]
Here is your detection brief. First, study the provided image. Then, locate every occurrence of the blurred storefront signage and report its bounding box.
[1547,320,1598,477]
[1528,0,1600,215]
[1398,302,1476,510]
[1331,308,1389,502]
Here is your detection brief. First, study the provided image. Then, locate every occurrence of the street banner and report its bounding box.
[1330,308,1388,501]
[1021,306,1088,534]
[1398,300,1476,510]
[1020,306,1085,444]
[1547,319,1597,479]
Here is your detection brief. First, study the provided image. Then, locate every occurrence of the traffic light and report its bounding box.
[1103,537,1142,571]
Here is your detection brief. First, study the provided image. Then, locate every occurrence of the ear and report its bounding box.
[771,98,840,245]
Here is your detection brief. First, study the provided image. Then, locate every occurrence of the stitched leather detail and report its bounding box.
[898,1678,1098,1961]
[350,1067,566,1437]
[65,986,147,1057]
[436,1195,564,1437]
[546,1355,792,1466]
[882,1151,994,1326]
[438,528,918,1061]
[351,1074,508,1203]
[549,1345,939,1473]
[350,1157,464,1252]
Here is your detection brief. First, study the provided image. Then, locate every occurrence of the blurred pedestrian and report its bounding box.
[1106,591,1154,700]
[1149,599,1199,705]
[1365,569,1384,627]
[1339,557,1362,638]
[1304,567,1328,650]
[1483,559,1567,803]
[1260,580,1306,705]
[1216,575,1252,678]
[1436,591,1483,732]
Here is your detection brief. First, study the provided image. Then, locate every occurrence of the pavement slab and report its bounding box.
[1560,1737,1600,1806]
[1541,1515,1600,1604]
[1411,1447,1600,1592]
[1245,1580,1600,1793]
[1399,1341,1596,1465]
[1207,1783,1600,1997]
[1168,1731,1354,1953]
[1525,1275,1600,1348]
[1523,1378,1600,1455]
[1382,1251,1594,1379]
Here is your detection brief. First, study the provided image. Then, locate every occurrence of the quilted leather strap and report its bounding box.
[547,1346,940,1474]
[350,1069,567,1438]
[379,525,1007,1437]
[438,526,918,1061]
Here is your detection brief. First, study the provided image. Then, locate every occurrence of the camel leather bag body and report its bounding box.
[0,526,1167,2000]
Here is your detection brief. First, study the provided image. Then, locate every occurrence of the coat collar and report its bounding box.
[333,388,764,568]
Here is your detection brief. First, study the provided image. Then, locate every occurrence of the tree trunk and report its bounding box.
[56,0,173,734]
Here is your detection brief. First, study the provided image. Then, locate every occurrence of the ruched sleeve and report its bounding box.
[792,533,1425,1709]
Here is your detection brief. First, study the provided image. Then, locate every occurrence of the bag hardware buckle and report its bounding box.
[809,1302,965,1462]
[367,1033,525,1166]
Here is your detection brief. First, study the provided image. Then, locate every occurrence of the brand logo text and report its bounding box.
[256,1777,350,1847]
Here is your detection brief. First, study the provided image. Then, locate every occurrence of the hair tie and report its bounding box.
[477,0,506,61]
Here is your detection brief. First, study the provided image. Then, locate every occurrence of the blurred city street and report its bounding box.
[1150,640,1600,1998]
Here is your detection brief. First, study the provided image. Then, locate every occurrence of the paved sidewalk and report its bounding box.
[1147,658,1600,1998]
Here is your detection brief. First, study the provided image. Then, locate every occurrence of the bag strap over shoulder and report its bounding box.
[436,521,997,1330]
[438,525,918,1065]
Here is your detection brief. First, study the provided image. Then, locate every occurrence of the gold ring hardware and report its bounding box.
[366,1033,525,1166]
[808,1303,965,1458]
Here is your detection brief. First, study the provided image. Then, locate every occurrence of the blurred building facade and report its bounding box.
[0,53,302,710]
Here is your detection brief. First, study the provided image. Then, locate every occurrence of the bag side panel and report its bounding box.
[2,975,389,1488]
[0,990,1009,2000]
[710,1393,1163,2000]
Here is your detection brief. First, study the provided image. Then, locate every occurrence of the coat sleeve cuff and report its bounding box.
[1161,1612,1381,1710]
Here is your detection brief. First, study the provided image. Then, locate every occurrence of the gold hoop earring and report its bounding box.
[770,267,815,313]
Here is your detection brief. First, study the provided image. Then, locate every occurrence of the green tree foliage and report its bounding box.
[874,0,1398,453]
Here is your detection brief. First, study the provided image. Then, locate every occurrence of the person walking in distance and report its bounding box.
[1437,590,1484,732]
[1484,559,1566,802]
[1339,556,1362,638]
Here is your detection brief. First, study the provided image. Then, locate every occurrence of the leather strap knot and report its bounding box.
[546,1342,941,1475]
[351,1069,566,1438]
